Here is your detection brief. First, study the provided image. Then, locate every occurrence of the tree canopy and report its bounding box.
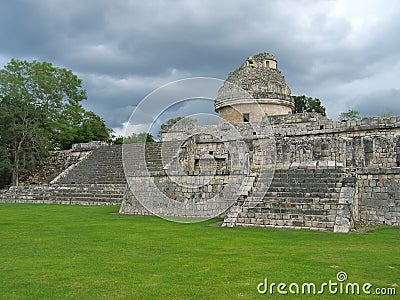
[0,59,111,186]
[114,133,155,144]
[339,109,361,121]
[293,95,326,116]
[115,116,195,143]
[157,117,196,140]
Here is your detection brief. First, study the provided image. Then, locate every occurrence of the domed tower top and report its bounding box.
[245,52,278,69]
[215,52,294,123]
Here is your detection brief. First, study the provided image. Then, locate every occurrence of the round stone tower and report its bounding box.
[215,52,294,123]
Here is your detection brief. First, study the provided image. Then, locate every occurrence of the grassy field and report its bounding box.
[0,203,399,299]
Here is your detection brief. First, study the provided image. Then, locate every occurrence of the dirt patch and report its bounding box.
[350,222,389,234]
[210,220,224,227]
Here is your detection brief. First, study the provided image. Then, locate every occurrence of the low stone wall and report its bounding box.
[356,167,400,226]
[119,187,153,215]
[71,141,108,151]
[0,198,118,206]
[0,184,124,206]
[120,171,243,218]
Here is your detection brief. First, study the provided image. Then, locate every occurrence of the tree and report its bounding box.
[0,59,110,186]
[114,133,154,144]
[293,95,326,116]
[339,109,361,121]
[380,110,396,118]
[157,117,196,140]
[66,111,111,147]
[0,95,48,186]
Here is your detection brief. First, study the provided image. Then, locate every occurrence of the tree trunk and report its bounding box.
[11,169,19,186]
[12,140,20,186]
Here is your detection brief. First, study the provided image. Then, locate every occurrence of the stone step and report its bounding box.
[0,184,126,205]
[249,196,339,203]
[56,144,127,185]
[51,197,122,203]
[260,192,341,199]
[224,167,347,231]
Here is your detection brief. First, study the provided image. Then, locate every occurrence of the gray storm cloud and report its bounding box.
[0,0,399,132]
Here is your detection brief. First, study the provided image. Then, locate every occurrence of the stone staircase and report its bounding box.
[49,144,126,205]
[1,144,128,205]
[222,173,257,227]
[122,141,181,175]
[224,167,347,231]
[1,142,175,206]
[54,145,125,184]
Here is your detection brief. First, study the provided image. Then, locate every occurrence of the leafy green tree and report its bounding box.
[380,110,396,118]
[65,111,111,147]
[293,95,326,116]
[0,59,110,185]
[164,116,194,126]
[339,109,361,121]
[0,95,48,186]
[114,133,154,144]
[157,117,196,140]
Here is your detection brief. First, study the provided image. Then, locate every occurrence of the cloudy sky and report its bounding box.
[1,0,399,135]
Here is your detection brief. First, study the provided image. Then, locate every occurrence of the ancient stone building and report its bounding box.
[1,52,399,233]
[215,52,294,122]
[120,52,400,232]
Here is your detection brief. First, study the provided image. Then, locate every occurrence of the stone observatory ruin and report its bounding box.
[120,52,400,232]
[2,52,399,233]
[215,52,294,121]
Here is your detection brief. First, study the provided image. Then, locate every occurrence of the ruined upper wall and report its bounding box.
[162,112,400,169]
[267,113,400,168]
[268,112,400,137]
[220,52,290,99]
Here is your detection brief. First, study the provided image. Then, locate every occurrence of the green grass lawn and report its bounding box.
[0,203,399,299]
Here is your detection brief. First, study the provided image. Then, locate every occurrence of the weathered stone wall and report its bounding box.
[120,187,153,215]
[163,113,400,170]
[0,184,125,206]
[218,102,292,123]
[396,136,400,166]
[270,113,400,168]
[274,135,399,168]
[18,150,71,185]
[120,171,244,218]
[356,168,400,226]
[269,113,400,136]
[152,173,229,203]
